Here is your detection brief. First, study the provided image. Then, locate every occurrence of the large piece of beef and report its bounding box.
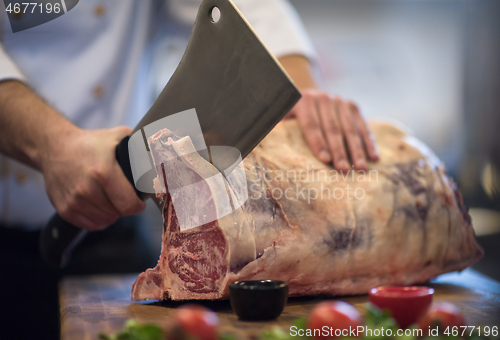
[131,119,483,301]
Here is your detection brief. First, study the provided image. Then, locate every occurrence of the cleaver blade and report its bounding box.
[133,0,301,172]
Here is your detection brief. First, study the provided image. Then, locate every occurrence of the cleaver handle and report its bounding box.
[39,136,138,268]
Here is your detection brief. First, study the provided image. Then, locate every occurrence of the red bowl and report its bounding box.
[369,286,434,328]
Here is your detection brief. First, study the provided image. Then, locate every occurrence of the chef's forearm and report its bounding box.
[278,54,318,90]
[0,56,316,170]
[0,80,78,171]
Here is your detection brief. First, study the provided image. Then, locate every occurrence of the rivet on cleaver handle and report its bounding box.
[39,0,301,268]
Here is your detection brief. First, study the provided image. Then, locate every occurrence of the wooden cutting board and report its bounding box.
[59,269,500,340]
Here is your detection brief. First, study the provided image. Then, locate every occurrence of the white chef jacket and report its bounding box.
[0,0,315,228]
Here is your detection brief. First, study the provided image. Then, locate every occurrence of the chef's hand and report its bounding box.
[285,91,379,171]
[41,126,146,231]
[278,55,379,171]
[0,81,145,232]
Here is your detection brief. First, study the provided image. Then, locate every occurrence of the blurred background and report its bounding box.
[140,0,500,280]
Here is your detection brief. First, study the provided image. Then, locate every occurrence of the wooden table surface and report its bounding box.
[59,269,500,340]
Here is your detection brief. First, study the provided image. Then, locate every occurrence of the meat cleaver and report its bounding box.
[39,0,301,268]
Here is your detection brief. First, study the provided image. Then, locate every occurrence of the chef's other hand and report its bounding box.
[41,126,146,231]
[285,90,379,171]
[277,55,379,171]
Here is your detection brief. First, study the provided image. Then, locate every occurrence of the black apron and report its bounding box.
[0,216,157,340]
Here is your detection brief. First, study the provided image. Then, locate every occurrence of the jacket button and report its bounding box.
[93,85,105,98]
[15,172,27,185]
[12,11,23,19]
[94,4,106,17]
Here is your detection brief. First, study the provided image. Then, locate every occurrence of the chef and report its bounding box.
[0,0,377,338]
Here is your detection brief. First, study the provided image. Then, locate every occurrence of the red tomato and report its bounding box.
[307,301,363,339]
[173,304,219,340]
[418,301,466,335]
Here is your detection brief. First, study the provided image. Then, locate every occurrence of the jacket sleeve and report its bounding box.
[166,0,317,61]
[231,0,316,61]
[0,44,26,82]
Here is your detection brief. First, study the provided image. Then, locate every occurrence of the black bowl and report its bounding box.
[229,280,289,321]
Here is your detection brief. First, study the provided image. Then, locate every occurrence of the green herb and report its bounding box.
[99,319,164,340]
[291,317,308,340]
[261,327,292,340]
[363,304,400,340]
[218,333,240,340]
